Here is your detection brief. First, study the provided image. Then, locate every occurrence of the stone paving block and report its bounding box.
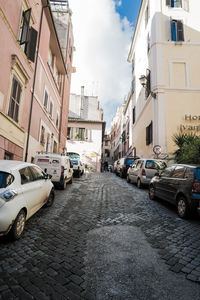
[66,282,83,294]
[170,263,184,273]
[69,274,84,285]
[166,257,179,266]
[187,274,198,282]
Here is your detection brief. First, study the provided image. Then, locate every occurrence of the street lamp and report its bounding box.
[139,69,156,99]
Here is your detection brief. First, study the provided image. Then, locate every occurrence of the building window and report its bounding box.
[133,107,135,125]
[44,90,48,110]
[131,76,135,95]
[56,112,59,129]
[67,127,71,139]
[49,100,53,117]
[171,19,184,41]
[53,141,57,153]
[4,151,13,160]
[69,127,88,141]
[19,8,31,46]
[166,0,182,8]
[8,76,22,122]
[132,55,135,74]
[145,1,150,28]
[146,121,153,145]
[19,8,37,62]
[145,70,151,98]
[147,33,150,53]
[40,126,45,146]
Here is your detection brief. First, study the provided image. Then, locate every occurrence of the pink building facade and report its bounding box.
[0,0,73,161]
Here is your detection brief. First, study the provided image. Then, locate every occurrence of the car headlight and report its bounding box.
[0,190,17,201]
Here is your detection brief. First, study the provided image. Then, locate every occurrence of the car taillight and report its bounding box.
[192,182,200,193]
[142,169,146,176]
[61,166,64,175]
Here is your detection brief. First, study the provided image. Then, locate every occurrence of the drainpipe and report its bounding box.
[25,4,49,162]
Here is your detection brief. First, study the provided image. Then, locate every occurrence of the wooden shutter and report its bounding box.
[25,27,38,62]
[132,107,135,125]
[145,70,151,98]
[146,126,149,145]
[170,18,174,41]
[20,8,31,45]
[166,0,171,6]
[177,20,184,41]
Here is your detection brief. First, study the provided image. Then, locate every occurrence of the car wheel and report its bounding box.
[69,176,73,184]
[10,210,26,240]
[127,175,130,183]
[149,185,156,200]
[177,196,189,219]
[45,189,55,207]
[61,180,67,190]
[137,178,142,189]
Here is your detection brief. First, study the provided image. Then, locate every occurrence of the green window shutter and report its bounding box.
[177,20,184,41]
[25,27,38,62]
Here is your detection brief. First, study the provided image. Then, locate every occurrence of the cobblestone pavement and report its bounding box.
[0,172,200,299]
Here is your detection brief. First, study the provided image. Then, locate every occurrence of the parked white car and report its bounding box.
[0,160,54,240]
[127,158,167,188]
[33,153,73,189]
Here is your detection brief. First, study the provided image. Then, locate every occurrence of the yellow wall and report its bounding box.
[165,92,200,154]
[0,112,25,148]
[133,100,153,158]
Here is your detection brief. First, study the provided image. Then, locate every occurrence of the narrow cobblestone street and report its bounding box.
[1,172,200,299]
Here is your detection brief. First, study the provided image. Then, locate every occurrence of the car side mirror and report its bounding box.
[44,174,52,180]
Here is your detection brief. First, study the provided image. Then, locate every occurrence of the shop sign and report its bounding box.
[180,115,200,132]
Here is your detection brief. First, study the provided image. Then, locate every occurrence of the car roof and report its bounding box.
[136,158,166,161]
[171,163,200,168]
[0,160,34,172]
[35,153,68,157]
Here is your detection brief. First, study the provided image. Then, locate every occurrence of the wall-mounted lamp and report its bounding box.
[139,69,156,99]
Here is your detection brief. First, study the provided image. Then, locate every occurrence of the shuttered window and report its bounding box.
[166,0,182,7]
[44,90,48,110]
[171,20,184,41]
[8,76,22,123]
[145,70,151,98]
[146,121,153,145]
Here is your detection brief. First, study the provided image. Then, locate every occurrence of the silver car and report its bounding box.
[127,158,167,188]
[0,160,54,240]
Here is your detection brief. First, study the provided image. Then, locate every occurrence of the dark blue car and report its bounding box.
[149,164,200,218]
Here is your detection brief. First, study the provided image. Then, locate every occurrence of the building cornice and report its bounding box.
[68,118,105,125]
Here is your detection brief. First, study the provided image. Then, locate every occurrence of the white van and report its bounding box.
[33,153,73,189]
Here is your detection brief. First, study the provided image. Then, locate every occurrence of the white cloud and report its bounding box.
[69,0,133,129]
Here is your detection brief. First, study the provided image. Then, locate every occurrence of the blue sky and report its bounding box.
[69,0,142,130]
[114,0,142,28]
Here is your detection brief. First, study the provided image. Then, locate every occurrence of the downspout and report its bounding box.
[24,4,49,162]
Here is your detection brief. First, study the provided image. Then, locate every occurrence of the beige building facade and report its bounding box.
[128,0,200,159]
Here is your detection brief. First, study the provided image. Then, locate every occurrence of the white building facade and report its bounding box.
[127,0,200,159]
[67,87,105,171]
